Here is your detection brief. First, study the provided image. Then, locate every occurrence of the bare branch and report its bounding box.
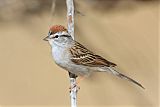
[66,0,74,39]
[66,0,78,107]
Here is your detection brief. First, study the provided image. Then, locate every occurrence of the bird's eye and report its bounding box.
[54,35,59,38]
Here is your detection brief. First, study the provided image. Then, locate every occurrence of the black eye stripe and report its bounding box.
[50,34,71,39]
[61,35,71,37]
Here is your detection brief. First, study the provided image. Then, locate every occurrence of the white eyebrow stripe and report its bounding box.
[54,31,68,35]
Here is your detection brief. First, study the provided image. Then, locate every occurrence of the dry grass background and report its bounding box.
[0,0,159,107]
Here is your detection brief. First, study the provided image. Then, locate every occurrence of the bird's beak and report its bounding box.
[43,36,49,41]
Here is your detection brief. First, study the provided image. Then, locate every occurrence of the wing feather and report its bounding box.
[70,41,117,67]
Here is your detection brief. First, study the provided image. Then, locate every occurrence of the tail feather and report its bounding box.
[108,67,145,89]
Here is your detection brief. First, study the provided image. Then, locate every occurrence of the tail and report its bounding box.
[107,67,145,89]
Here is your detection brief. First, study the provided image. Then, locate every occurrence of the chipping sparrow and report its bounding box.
[44,25,144,89]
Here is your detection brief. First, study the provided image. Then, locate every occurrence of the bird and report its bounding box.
[43,25,145,89]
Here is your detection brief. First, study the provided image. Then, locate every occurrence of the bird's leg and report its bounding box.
[69,72,78,78]
[68,72,86,92]
[69,76,85,92]
[68,72,79,92]
[69,83,80,93]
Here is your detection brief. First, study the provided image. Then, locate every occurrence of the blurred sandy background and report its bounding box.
[0,0,159,107]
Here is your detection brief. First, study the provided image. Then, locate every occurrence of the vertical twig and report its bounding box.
[66,0,77,107]
[66,0,74,39]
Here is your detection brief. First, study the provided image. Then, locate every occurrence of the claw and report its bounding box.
[69,84,80,93]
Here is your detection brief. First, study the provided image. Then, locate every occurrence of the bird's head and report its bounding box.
[43,25,72,46]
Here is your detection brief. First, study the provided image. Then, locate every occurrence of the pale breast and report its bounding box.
[52,45,69,66]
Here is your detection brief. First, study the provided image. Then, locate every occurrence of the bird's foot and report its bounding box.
[69,83,80,93]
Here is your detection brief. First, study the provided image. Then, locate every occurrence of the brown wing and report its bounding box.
[70,41,117,67]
